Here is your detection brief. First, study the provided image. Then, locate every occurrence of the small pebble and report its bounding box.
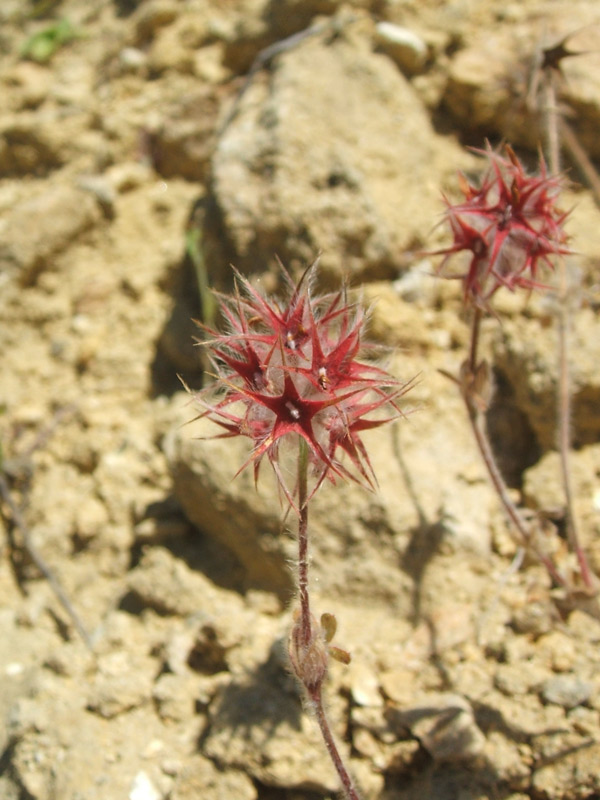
[392,693,485,762]
[129,770,162,800]
[375,22,428,74]
[541,675,593,709]
[350,662,383,708]
[119,47,148,72]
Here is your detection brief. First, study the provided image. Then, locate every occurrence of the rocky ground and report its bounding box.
[1,1,600,799]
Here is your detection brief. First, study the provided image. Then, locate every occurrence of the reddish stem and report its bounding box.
[464,313,568,589]
[543,76,595,591]
[467,400,568,588]
[295,437,361,799]
[297,437,311,645]
[468,306,482,374]
[309,685,361,800]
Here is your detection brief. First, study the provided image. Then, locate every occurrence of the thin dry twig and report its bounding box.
[0,406,94,650]
[217,13,358,137]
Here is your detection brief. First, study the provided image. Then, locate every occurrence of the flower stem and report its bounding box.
[297,436,311,645]
[542,70,561,178]
[543,76,595,592]
[464,314,568,589]
[309,685,361,800]
[294,437,361,800]
[466,399,567,588]
[468,306,482,374]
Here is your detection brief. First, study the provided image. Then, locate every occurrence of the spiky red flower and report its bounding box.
[190,262,409,507]
[434,144,570,306]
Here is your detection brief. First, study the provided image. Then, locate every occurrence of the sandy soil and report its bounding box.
[1,2,599,799]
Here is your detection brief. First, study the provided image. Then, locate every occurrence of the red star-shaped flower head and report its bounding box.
[189,261,412,508]
[434,144,571,307]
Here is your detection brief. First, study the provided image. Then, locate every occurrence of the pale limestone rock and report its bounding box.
[493,311,600,450]
[203,672,341,792]
[0,183,100,282]
[169,755,257,800]
[205,27,468,286]
[389,692,485,762]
